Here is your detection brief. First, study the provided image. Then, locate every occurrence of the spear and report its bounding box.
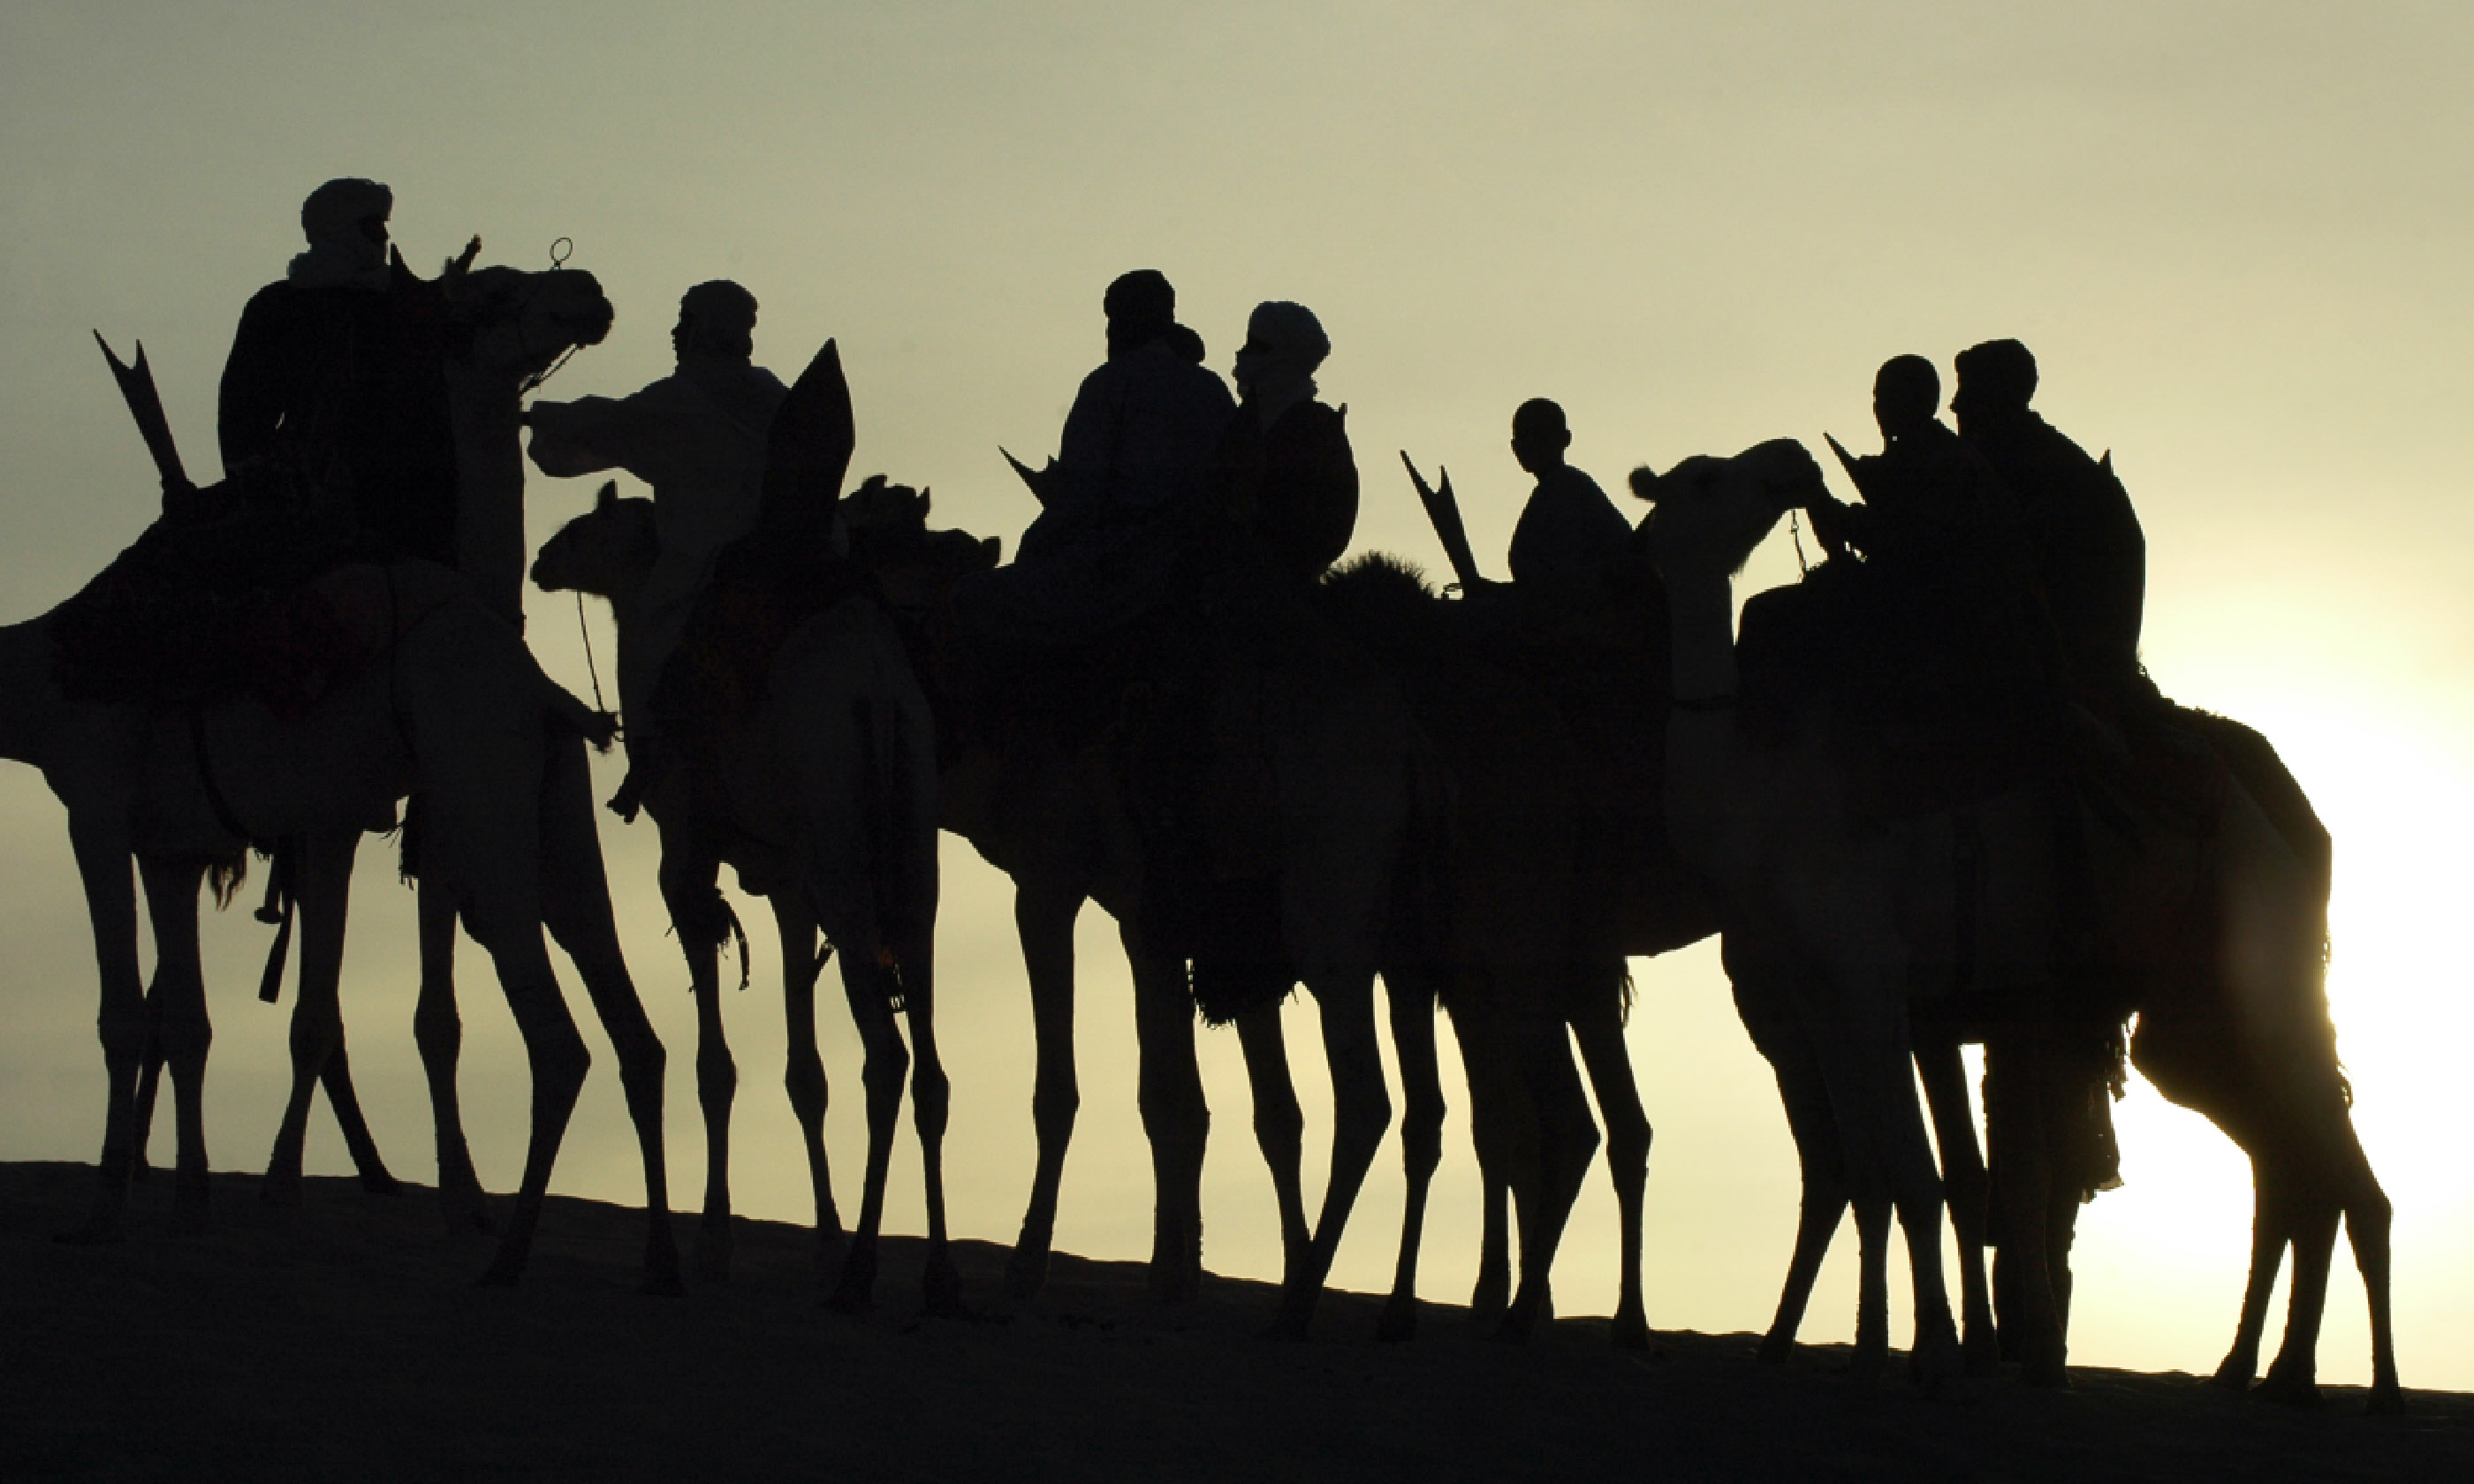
[1399,450,1483,591]
[93,331,193,498]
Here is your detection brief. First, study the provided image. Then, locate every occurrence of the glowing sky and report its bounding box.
[4,2,2469,1389]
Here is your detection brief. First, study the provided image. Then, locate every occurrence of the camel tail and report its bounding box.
[858,646,939,1008]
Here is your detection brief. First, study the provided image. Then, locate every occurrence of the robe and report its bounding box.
[527,355,788,735]
[1508,465,1634,587]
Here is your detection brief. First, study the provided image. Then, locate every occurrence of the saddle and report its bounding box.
[51,496,385,719]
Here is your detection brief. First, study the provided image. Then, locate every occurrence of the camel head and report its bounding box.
[837,473,1002,610]
[1634,437,1823,581]
[444,264,615,384]
[532,481,656,604]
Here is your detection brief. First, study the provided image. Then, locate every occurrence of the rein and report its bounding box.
[516,237,583,396]
[574,590,615,731]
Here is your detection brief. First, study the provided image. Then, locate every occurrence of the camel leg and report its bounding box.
[825,955,911,1315]
[1003,882,1081,1300]
[1499,1017,1601,1344]
[908,974,965,1316]
[1455,1011,1516,1326]
[316,1041,398,1193]
[467,928,591,1288]
[261,830,357,1209]
[130,977,165,1183]
[538,740,679,1296]
[2212,1175,2288,1392]
[1233,1001,1310,1281]
[1809,977,1956,1389]
[1266,973,1392,1340]
[658,845,736,1282]
[1572,992,1651,1351]
[2257,1199,2342,1407]
[1127,924,1206,1303]
[133,856,212,1231]
[62,820,146,1245]
[1915,1032,1995,1374]
[1754,1034,1850,1365]
[413,877,491,1234]
[772,896,843,1266]
[2346,1172,2403,1414]
[1982,1036,2067,1386]
[1377,972,1446,1343]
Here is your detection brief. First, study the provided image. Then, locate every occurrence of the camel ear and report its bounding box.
[918,487,931,518]
[1628,466,1661,504]
[595,480,618,511]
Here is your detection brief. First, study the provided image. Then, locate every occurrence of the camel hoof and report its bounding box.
[1376,1297,1418,1344]
[1608,1309,1651,1352]
[258,1176,303,1210]
[922,1252,967,1318]
[694,1221,734,1283]
[356,1168,402,1196]
[1146,1260,1198,1307]
[2365,1382,2407,1418]
[2018,1356,2069,1390]
[1002,1245,1048,1302]
[129,1158,153,1185]
[2209,1354,2259,1393]
[2256,1366,2321,1408]
[1756,1333,1796,1367]
[825,1244,877,1314]
[1962,1328,2002,1378]
[641,1231,686,1298]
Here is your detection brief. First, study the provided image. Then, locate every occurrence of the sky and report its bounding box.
[4,1,2470,1390]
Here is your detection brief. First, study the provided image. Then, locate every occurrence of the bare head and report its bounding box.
[674,279,758,362]
[1511,398,1572,476]
[1949,338,2038,432]
[1872,354,1940,441]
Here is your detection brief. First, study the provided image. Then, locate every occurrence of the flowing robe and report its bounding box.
[1508,465,1634,587]
[527,357,788,735]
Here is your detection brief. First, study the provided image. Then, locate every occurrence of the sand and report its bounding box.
[3,1160,2463,1482]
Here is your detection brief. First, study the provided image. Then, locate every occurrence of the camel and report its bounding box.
[4,552,680,1291]
[1638,440,2397,1411]
[530,484,951,1312]
[25,258,683,1293]
[1309,555,1677,1348]
[847,488,1450,1338]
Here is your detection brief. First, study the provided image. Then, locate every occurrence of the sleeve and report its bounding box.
[526,390,661,481]
[217,285,295,474]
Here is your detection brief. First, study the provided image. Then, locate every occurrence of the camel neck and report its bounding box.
[1665,567,1739,707]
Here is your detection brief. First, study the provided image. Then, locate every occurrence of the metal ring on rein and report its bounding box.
[518,237,582,395]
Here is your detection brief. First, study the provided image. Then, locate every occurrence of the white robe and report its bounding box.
[527,354,787,738]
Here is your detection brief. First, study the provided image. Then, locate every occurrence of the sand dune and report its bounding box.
[3,1160,2462,1482]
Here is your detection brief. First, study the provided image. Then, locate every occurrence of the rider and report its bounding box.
[1951,338,2146,700]
[1219,300,1356,589]
[525,280,788,782]
[954,269,1234,650]
[218,177,459,564]
[1506,398,1634,590]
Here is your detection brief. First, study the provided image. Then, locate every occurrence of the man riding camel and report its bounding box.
[524,280,788,784]
[1951,338,2147,700]
[954,269,1234,651]
[1506,398,1634,591]
[218,177,459,566]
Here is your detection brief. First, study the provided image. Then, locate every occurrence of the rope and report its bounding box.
[1789,508,1812,577]
[574,590,615,731]
[516,237,581,395]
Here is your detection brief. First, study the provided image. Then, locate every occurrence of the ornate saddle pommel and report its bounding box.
[758,337,855,529]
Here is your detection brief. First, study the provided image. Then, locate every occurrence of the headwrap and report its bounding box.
[1953,338,2038,419]
[1104,269,1177,358]
[1232,301,1330,429]
[289,178,393,290]
[678,279,759,359]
